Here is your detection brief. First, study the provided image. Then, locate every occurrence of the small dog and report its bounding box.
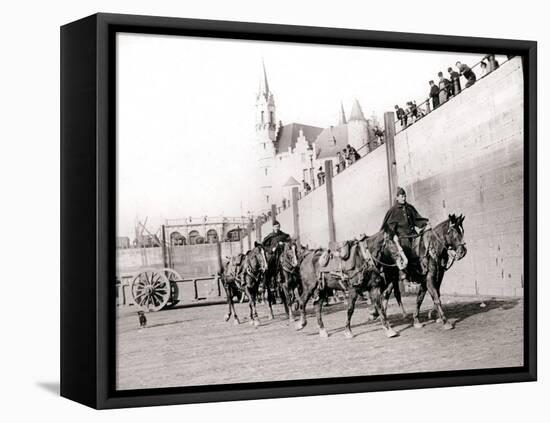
[137,311,147,328]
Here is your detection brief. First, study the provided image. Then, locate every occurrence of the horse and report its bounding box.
[275,239,301,323]
[219,242,268,326]
[295,225,408,339]
[412,213,467,330]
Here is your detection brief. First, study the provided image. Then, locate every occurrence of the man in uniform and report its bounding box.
[381,187,430,274]
[262,221,291,287]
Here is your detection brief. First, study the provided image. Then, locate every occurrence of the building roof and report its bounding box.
[339,102,347,125]
[258,60,270,101]
[314,124,349,159]
[283,176,301,187]
[349,98,367,121]
[275,122,323,154]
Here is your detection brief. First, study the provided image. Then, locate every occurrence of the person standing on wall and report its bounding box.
[429,80,440,109]
[448,66,461,96]
[395,104,407,127]
[456,61,476,88]
[438,71,451,104]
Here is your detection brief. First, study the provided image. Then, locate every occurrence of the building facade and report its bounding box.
[254,62,382,214]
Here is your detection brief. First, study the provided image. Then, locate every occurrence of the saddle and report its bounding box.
[318,242,358,281]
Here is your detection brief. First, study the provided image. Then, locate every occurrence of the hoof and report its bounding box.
[268,314,274,321]
[385,328,398,338]
[249,319,254,325]
[295,320,307,331]
[319,328,329,338]
[442,322,454,330]
[254,319,261,327]
[233,317,240,325]
[401,312,408,320]
[224,314,231,322]
[344,329,354,339]
[435,317,443,323]
[413,321,424,329]
[427,311,434,320]
[480,302,486,308]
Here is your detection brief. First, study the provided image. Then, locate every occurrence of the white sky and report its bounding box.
[117,32,492,238]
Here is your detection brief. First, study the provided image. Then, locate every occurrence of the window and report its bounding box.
[269,111,274,124]
[206,229,218,243]
[261,111,264,125]
[266,195,270,204]
[264,168,268,176]
[263,143,266,150]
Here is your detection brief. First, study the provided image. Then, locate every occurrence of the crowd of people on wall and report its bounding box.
[395,54,508,130]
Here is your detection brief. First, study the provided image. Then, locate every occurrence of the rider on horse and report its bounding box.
[262,220,291,254]
[262,220,291,283]
[381,187,431,277]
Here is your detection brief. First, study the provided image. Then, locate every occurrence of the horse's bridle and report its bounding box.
[424,224,466,270]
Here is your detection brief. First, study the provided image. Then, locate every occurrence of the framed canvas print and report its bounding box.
[60,13,537,409]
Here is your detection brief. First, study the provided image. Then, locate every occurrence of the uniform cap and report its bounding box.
[396,187,406,196]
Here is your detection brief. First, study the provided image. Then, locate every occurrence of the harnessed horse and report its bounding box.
[412,214,467,329]
[295,227,408,338]
[220,242,268,326]
[275,240,301,323]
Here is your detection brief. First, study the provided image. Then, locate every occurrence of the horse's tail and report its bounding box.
[215,241,224,276]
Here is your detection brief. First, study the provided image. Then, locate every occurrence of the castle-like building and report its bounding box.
[254,62,381,214]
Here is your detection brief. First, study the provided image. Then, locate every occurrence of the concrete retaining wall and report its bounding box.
[258,57,524,297]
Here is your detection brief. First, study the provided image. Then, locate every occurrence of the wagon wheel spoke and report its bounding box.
[131,269,171,312]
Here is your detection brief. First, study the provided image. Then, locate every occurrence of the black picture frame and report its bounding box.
[60,12,537,409]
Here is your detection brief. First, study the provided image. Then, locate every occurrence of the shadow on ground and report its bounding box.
[36,381,59,396]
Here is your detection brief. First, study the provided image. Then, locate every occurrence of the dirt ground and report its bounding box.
[115,294,523,390]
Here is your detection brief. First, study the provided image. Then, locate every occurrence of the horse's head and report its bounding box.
[380,223,408,270]
[281,240,299,270]
[252,241,268,272]
[446,214,467,260]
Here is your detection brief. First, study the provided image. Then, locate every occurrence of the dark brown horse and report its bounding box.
[412,214,467,330]
[295,227,408,338]
[275,239,301,323]
[219,242,268,326]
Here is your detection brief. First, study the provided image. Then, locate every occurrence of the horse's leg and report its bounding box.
[223,281,232,322]
[429,268,446,322]
[295,285,314,330]
[393,279,407,319]
[245,284,260,327]
[344,287,359,339]
[381,282,394,315]
[426,267,452,330]
[371,286,398,338]
[264,281,275,320]
[413,282,427,329]
[315,290,328,338]
[281,279,294,323]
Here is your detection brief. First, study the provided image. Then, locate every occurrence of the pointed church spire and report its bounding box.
[258,59,270,100]
[338,102,347,125]
[349,98,366,121]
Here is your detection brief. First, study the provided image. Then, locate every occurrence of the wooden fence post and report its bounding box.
[247,220,253,250]
[384,111,398,206]
[291,186,300,245]
[325,160,336,247]
[271,204,277,223]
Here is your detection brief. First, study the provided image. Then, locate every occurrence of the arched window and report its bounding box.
[170,231,186,246]
[188,230,200,245]
[226,229,241,242]
[261,111,265,125]
[206,229,218,243]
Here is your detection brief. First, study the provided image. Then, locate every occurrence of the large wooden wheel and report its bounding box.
[161,268,182,308]
[131,269,171,312]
